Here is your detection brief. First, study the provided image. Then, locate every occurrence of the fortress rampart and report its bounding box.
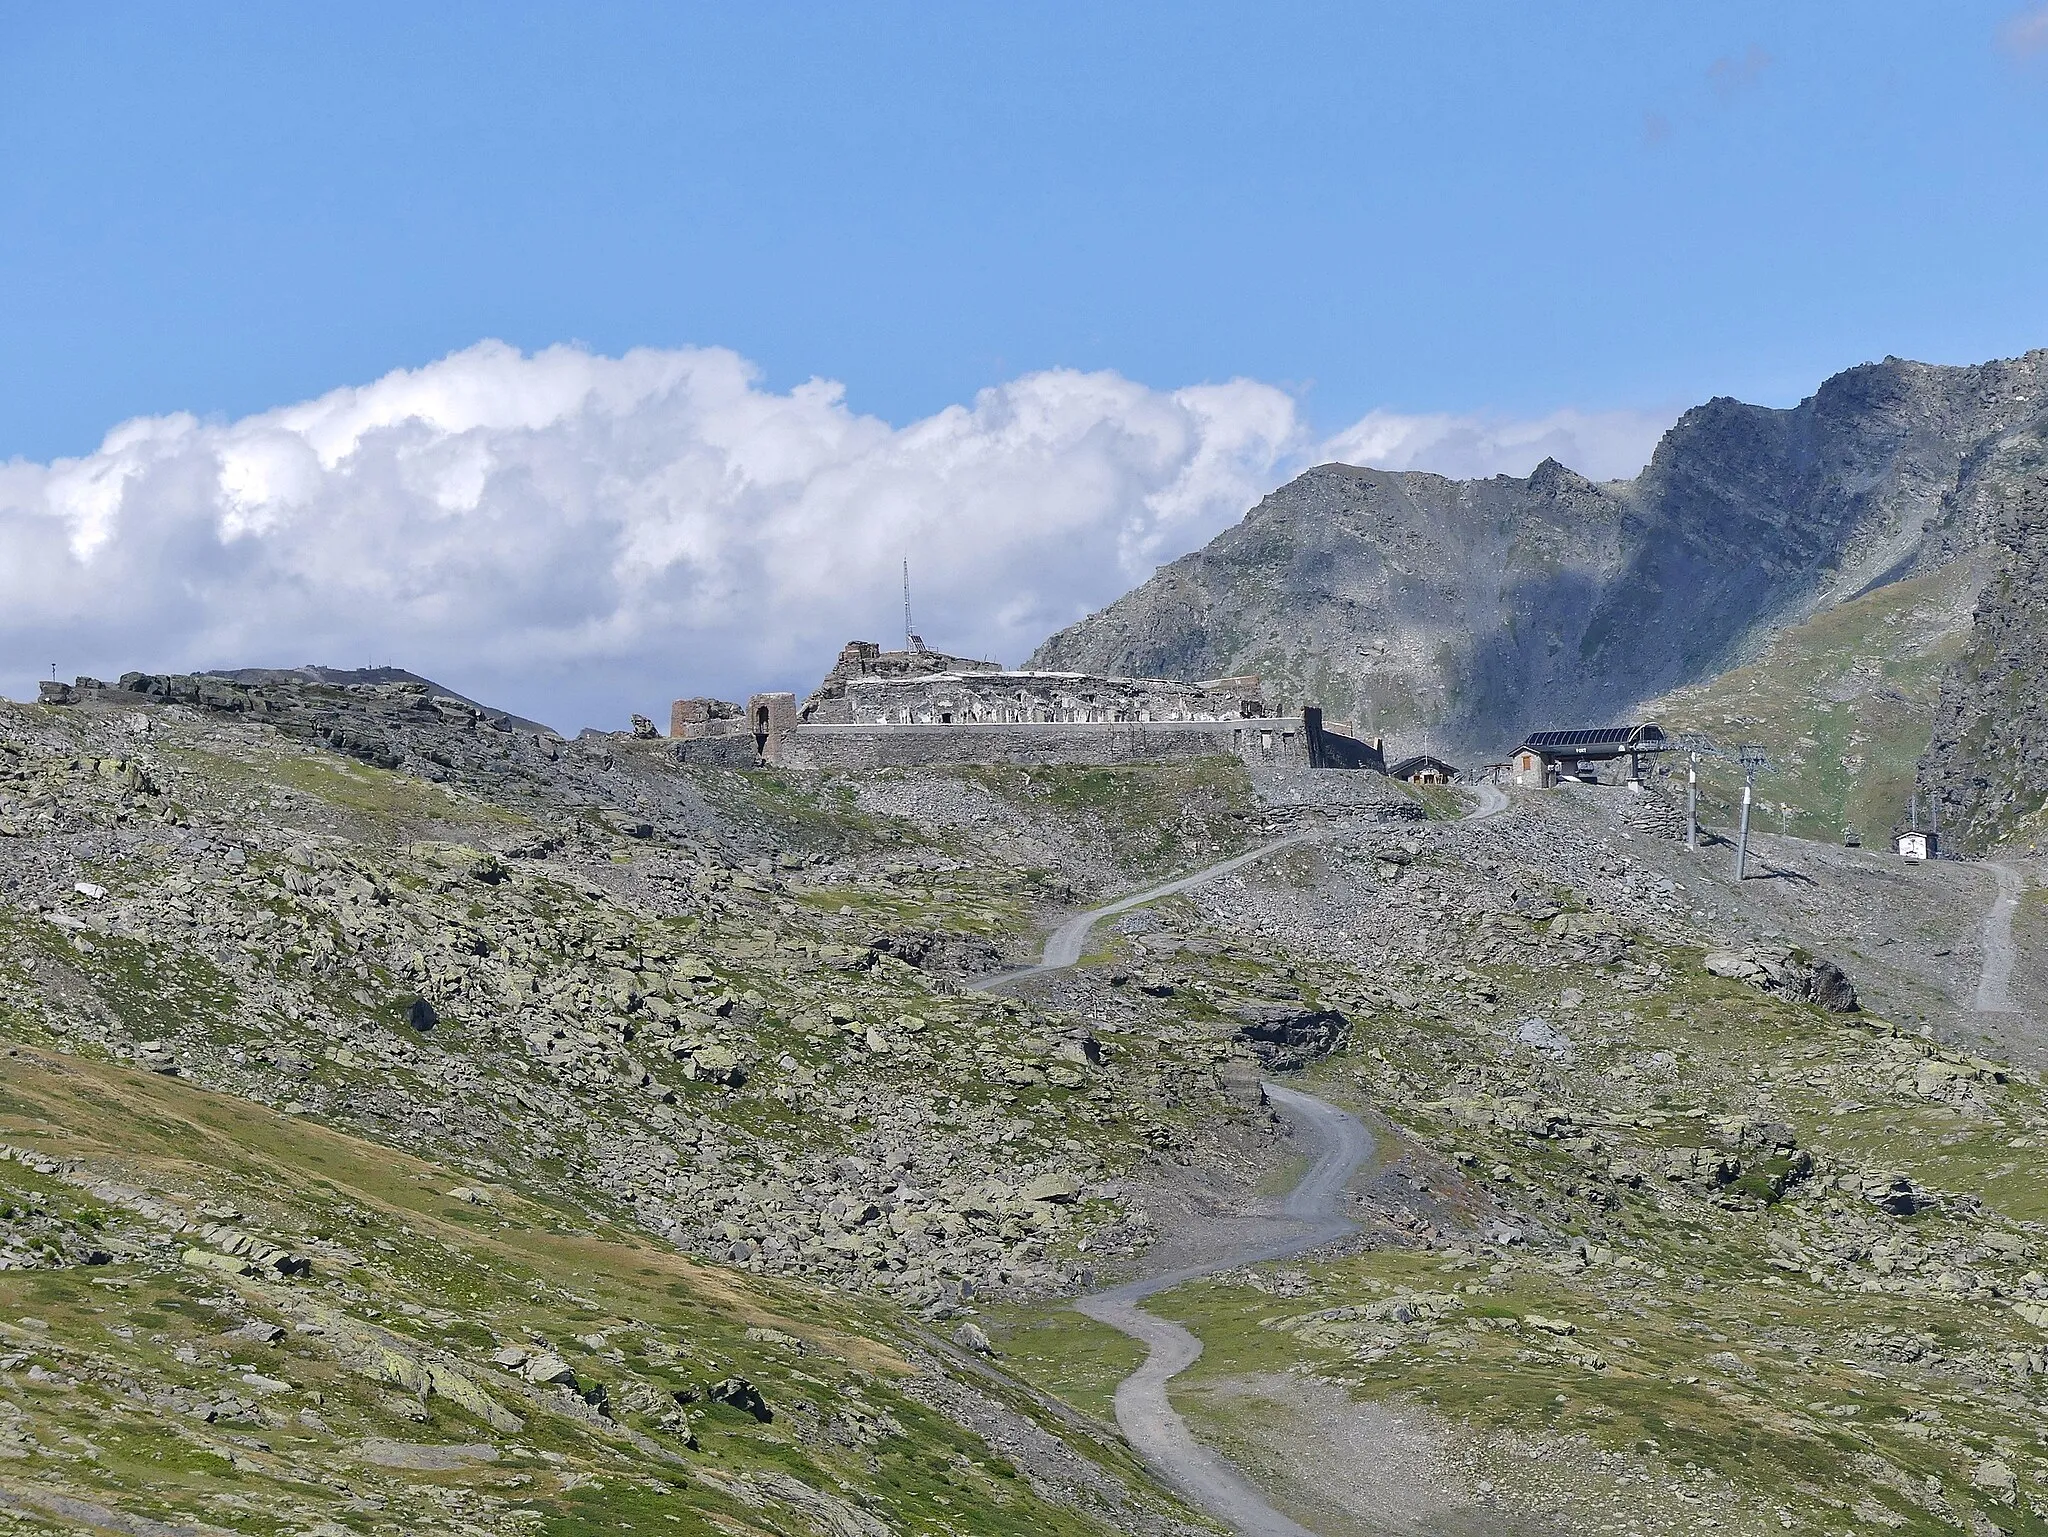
[673,641,1386,774]
[756,714,1318,770]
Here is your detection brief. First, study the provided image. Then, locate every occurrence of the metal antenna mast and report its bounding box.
[902,560,912,652]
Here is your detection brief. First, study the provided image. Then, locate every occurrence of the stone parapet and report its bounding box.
[670,734,758,768]
[760,716,1315,771]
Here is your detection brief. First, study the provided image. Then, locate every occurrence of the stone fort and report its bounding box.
[671,639,1386,773]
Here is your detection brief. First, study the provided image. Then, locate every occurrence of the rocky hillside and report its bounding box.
[0,669,1444,1535]
[4,664,2048,1531]
[1031,349,2048,757]
[1918,462,2048,855]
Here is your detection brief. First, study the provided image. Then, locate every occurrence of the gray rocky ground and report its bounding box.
[5,670,2048,1533]
[988,777,2048,1535]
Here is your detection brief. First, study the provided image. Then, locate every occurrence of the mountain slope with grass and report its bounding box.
[6,666,2048,1534]
[1645,558,1981,845]
[1031,349,2048,756]
[0,1044,1199,1537]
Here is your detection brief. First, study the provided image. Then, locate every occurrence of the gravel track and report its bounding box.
[979,830,1320,993]
[1054,785,1505,1533]
[984,825,1379,1533]
[990,789,1506,1533]
[1463,782,1508,820]
[1975,860,2024,1014]
[1075,1086,1371,1536]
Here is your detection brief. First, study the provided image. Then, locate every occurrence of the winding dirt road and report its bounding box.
[980,830,1321,993]
[985,782,1507,1533]
[1075,1087,1371,1536]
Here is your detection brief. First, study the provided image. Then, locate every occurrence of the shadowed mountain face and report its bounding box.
[1918,458,2048,855]
[1030,350,2048,757]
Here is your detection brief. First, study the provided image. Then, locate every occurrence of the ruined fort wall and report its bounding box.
[670,696,745,740]
[823,671,1261,727]
[768,717,1309,771]
[670,734,758,768]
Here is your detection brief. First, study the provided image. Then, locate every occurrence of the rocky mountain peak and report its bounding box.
[1031,347,2048,755]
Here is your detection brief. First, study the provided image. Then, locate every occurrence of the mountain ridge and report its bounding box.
[1030,348,2048,757]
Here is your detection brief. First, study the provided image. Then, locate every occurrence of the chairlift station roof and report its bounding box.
[1520,724,1667,757]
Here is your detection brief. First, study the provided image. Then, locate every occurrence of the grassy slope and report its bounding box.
[0,1045,1189,1537]
[1646,562,1979,846]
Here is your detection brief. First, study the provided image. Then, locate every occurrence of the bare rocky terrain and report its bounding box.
[988,780,2048,1536]
[5,662,2048,1535]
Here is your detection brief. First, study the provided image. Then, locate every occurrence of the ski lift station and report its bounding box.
[1508,725,1668,788]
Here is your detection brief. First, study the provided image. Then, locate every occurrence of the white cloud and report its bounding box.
[2003,4,2048,57]
[1316,406,1672,484]
[0,341,1673,731]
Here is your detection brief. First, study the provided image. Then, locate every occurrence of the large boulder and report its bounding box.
[865,929,1005,976]
[1703,945,1858,1012]
[1233,1003,1349,1070]
[1018,1172,1081,1205]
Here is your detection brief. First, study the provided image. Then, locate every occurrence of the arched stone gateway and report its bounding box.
[743,693,799,764]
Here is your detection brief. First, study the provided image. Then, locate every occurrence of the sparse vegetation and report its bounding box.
[1650,563,1979,846]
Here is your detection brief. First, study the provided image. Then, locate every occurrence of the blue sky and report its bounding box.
[2,4,2046,727]
[4,3,2044,463]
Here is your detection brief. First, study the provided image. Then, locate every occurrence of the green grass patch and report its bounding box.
[981,1304,1147,1424]
[1650,562,1977,845]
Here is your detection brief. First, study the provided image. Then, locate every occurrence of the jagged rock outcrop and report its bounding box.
[1703,944,1859,1013]
[1917,466,2048,854]
[1032,350,2048,754]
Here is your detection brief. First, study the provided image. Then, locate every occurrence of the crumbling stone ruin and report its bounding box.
[802,639,1262,727]
[673,640,1387,773]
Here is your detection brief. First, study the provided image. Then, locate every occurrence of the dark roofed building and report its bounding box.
[1510,724,1666,788]
[1388,753,1459,786]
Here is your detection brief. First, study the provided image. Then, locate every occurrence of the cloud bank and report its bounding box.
[0,342,1671,731]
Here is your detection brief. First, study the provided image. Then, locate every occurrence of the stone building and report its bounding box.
[668,696,758,767]
[669,696,744,740]
[801,639,1267,728]
[673,639,1386,774]
[1388,753,1460,786]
